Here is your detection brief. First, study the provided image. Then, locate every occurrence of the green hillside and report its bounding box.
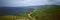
[0,5,60,20]
[30,6,60,20]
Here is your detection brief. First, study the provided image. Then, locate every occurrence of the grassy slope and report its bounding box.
[0,16,17,20]
[0,10,33,20]
[17,6,60,20]
[30,6,60,20]
[0,5,60,20]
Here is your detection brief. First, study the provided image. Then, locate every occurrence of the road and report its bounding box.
[28,8,38,20]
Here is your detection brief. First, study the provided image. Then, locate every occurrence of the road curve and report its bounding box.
[28,8,38,20]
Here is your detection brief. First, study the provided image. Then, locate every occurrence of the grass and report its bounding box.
[0,6,60,20]
[0,16,17,20]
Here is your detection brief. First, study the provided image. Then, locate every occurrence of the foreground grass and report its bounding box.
[0,15,32,20]
[0,16,17,20]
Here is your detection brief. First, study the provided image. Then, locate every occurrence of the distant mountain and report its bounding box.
[28,5,60,9]
[0,7,35,16]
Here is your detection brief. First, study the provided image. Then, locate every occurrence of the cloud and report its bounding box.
[21,0,32,3]
[20,0,48,6]
[1,0,60,6]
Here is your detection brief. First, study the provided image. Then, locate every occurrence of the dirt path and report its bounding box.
[17,8,38,20]
[16,9,37,20]
[28,8,38,20]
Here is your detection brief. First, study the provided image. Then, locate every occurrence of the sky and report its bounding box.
[0,0,60,7]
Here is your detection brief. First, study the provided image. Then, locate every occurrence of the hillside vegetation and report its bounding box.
[0,5,60,20]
